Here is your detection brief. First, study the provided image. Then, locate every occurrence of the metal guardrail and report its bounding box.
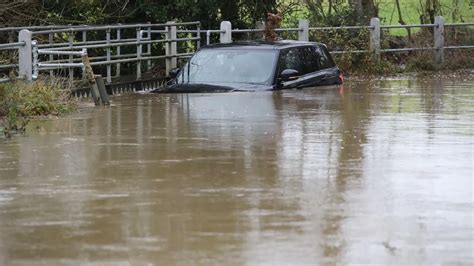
[0,42,25,50]
[0,41,26,83]
[30,22,201,35]
[1,18,473,85]
[10,21,202,83]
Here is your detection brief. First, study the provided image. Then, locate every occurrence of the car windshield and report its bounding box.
[177,49,278,85]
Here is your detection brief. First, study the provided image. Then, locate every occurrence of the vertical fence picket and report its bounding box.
[136,27,142,80]
[49,32,53,76]
[106,27,112,83]
[116,26,121,77]
[147,22,152,71]
[68,29,74,82]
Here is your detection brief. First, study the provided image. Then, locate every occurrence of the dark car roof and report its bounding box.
[200,40,327,50]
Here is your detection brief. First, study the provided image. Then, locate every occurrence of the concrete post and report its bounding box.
[18,29,32,82]
[196,23,201,49]
[255,21,265,40]
[166,22,177,75]
[298,19,309,41]
[434,16,445,65]
[220,21,232,44]
[369,17,381,61]
[206,30,211,45]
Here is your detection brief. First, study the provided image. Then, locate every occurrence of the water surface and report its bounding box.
[0,76,473,265]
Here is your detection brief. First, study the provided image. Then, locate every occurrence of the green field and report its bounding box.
[378,0,473,35]
[281,0,474,36]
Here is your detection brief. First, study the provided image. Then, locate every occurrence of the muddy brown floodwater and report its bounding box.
[0,76,473,265]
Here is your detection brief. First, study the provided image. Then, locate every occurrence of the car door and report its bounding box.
[314,45,341,85]
[277,45,332,89]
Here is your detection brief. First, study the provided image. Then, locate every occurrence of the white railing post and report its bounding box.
[434,16,445,65]
[256,21,265,40]
[196,23,201,49]
[370,17,381,61]
[298,19,309,41]
[166,21,177,75]
[206,30,211,45]
[220,21,232,44]
[18,29,32,82]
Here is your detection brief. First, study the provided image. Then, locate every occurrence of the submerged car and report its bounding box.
[152,41,342,93]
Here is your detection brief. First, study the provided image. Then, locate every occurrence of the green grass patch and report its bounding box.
[0,78,76,137]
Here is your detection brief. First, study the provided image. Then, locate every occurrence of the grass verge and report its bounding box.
[0,77,76,138]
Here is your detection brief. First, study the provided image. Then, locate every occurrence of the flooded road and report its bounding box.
[0,76,473,265]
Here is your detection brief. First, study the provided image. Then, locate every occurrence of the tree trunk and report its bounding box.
[395,0,412,41]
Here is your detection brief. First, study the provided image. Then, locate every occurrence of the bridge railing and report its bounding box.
[0,41,25,83]
[0,17,473,86]
[210,17,473,64]
[30,21,201,83]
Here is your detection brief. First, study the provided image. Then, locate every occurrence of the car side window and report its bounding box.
[301,46,319,74]
[278,46,319,76]
[278,48,303,74]
[317,46,335,69]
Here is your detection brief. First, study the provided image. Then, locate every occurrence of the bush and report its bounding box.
[0,77,76,136]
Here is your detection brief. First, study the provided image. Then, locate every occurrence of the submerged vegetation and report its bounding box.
[0,78,76,138]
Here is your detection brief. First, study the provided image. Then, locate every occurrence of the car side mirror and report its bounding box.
[169,68,181,78]
[280,69,299,82]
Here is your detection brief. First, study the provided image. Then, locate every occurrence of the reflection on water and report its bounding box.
[0,77,473,265]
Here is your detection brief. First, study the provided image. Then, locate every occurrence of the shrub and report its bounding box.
[0,77,76,136]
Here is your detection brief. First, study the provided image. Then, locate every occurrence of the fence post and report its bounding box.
[206,30,211,45]
[255,21,265,40]
[220,21,232,44]
[165,21,177,76]
[369,17,381,61]
[434,16,445,65]
[196,23,201,49]
[298,19,309,41]
[18,29,32,82]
